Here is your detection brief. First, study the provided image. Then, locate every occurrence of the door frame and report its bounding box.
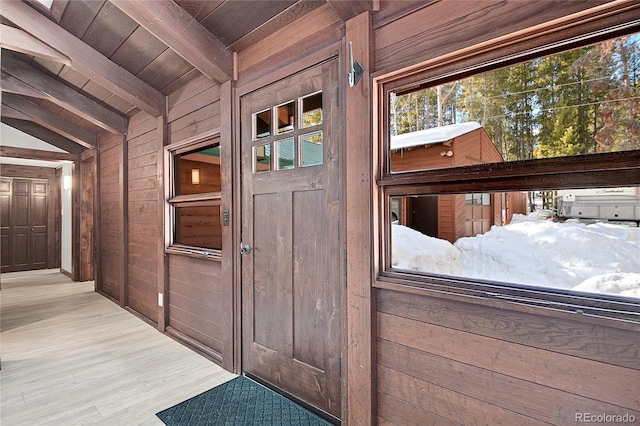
[0,162,68,274]
[232,41,345,417]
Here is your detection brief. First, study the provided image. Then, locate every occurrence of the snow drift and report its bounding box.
[391,214,640,298]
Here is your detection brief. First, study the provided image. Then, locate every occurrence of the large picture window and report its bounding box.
[378,27,640,315]
[166,136,222,259]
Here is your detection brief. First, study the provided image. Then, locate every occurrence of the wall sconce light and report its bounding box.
[191,169,200,185]
[63,175,71,190]
[440,150,454,157]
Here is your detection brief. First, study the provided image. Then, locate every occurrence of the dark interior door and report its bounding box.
[30,180,48,269]
[6,178,49,272]
[0,178,11,273]
[240,59,342,418]
[11,179,31,271]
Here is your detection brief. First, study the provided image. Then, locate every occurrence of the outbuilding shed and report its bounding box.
[390,122,526,242]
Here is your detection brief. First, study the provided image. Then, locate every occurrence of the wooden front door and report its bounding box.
[240,60,342,418]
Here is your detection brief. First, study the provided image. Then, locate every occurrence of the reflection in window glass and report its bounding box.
[276,138,295,170]
[254,109,271,139]
[174,144,221,195]
[465,193,491,205]
[254,144,271,173]
[301,92,323,128]
[276,101,295,134]
[389,33,640,173]
[300,132,323,167]
[390,188,640,298]
[175,205,222,249]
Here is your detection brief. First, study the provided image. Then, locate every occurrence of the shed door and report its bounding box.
[240,59,341,418]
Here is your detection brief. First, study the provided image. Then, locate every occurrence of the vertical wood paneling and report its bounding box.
[345,11,373,426]
[127,112,159,323]
[97,134,123,301]
[80,153,95,281]
[219,80,235,372]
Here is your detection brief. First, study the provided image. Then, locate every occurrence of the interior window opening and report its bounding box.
[167,138,223,256]
[383,32,640,302]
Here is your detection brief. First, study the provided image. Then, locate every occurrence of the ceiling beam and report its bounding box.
[111,0,233,83]
[0,24,71,65]
[0,145,77,162]
[3,93,97,149]
[326,0,373,21]
[1,117,84,156]
[1,0,166,117]
[2,71,44,98]
[2,53,127,134]
[1,103,32,121]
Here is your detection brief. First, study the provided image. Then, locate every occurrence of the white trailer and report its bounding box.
[557,187,640,223]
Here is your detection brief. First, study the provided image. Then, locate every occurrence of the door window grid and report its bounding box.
[251,92,323,174]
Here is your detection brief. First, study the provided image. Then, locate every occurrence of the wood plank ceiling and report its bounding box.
[1,0,372,156]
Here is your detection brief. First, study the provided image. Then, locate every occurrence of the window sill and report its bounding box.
[166,245,222,262]
[375,272,640,330]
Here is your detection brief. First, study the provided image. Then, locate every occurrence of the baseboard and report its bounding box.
[60,268,72,279]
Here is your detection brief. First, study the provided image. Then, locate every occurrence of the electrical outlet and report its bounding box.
[158,293,164,307]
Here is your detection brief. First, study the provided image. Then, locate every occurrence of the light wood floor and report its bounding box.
[1,269,236,425]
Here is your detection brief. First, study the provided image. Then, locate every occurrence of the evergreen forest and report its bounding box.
[390,34,640,162]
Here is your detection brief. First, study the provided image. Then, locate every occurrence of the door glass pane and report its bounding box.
[300,131,323,167]
[254,109,271,140]
[254,144,271,173]
[276,101,295,134]
[301,92,323,128]
[276,138,295,170]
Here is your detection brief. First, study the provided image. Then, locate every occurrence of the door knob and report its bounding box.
[240,244,251,255]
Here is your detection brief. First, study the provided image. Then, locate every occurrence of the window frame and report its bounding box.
[164,131,223,261]
[375,11,640,321]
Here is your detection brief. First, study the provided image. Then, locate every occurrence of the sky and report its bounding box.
[392,212,640,299]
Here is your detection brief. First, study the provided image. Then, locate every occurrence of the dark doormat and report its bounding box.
[156,375,333,425]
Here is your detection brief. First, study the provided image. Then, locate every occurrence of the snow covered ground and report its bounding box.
[391,213,640,298]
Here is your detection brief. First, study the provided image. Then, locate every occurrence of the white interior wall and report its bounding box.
[61,163,73,273]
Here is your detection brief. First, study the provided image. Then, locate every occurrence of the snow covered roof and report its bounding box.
[390,122,481,150]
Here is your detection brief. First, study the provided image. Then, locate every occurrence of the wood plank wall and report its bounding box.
[373,1,612,75]
[372,2,640,424]
[79,152,95,281]
[97,133,123,302]
[127,112,160,324]
[163,74,227,363]
[375,288,640,424]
